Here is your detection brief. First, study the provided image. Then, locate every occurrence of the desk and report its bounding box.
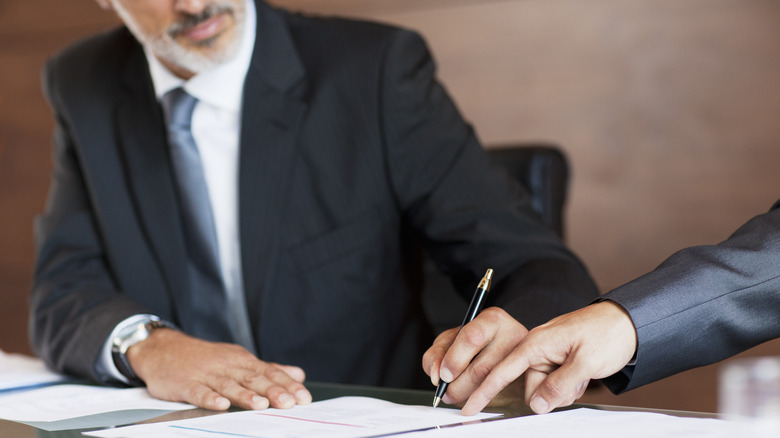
[0,382,716,437]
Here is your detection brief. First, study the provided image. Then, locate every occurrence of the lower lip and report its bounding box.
[181,13,228,42]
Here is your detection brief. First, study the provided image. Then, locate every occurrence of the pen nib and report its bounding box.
[433,397,441,408]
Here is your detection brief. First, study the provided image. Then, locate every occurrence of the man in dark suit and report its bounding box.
[428,201,780,415]
[31,0,597,411]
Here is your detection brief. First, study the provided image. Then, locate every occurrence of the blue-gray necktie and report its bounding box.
[162,88,234,344]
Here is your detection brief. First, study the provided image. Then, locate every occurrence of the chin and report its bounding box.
[156,33,240,75]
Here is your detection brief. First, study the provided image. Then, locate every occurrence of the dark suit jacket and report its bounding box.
[603,201,780,393]
[31,1,597,388]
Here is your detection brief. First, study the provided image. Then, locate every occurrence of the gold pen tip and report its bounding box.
[433,397,441,408]
[485,268,493,280]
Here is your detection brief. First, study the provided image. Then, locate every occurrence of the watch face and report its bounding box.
[111,319,176,354]
[113,322,151,354]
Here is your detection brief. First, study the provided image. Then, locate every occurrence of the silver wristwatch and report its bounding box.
[111,319,176,385]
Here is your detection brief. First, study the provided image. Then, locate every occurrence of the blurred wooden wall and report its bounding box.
[1,0,779,413]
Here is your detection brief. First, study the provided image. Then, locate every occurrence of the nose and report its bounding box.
[174,0,208,15]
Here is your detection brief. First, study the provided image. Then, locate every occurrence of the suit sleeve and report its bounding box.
[30,57,152,382]
[378,30,598,328]
[601,201,780,393]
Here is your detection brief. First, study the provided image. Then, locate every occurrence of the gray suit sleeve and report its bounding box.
[601,200,780,393]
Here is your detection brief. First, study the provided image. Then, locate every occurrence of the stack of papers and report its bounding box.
[0,350,746,437]
[85,401,743,438]
[0,349,69,393]
[402,408,743,438]
[85,396,499,437]
[0,350,194,431]
[0,384,194,422]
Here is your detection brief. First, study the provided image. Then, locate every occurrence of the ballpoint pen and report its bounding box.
[433,268,493,408]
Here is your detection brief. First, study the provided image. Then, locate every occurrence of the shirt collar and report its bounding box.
[145,0,256,114]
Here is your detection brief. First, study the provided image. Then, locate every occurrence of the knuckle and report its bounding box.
[481,307,510,327]
[231,346,255,361]
[240,373,263,387]
[460,325,486,349]
[263,384,286,399]
[264,366,288,381]
[470,362,493,383]
[221,342,251,358]
[286,381,306,394]
[184,385,211,406]
[541,377,567,399]
[481,307,505,321]
[213,377,235,394]
[525,327,543,341]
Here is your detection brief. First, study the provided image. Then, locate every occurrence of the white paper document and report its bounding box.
[0,350,69,392]
[0,384,194,423]
[401,407,743,438]
[84,396,501,438]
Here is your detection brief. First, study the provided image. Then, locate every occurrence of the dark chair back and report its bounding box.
[423,144,570,333]
[486,144,569,239]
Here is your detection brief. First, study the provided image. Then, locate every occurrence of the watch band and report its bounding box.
[111,319,177,386]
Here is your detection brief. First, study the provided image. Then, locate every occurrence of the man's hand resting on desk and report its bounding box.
[422,307,530,408]
[126,329,312,411]
[459,301,638,416]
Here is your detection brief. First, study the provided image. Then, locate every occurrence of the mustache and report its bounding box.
[167,4,235,38]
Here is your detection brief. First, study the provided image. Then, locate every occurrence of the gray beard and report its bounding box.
[113,2,245,75]
[145,24,243,74]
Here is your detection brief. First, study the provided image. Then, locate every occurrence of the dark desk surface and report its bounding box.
[0,381,716,437]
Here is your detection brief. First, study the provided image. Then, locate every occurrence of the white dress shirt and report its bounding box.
[97,0,257,383]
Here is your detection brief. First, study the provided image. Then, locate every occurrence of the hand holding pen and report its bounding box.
[432,268,494,407]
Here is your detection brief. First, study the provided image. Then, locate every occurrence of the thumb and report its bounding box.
[526,358,592,414]
[461,352,531,416]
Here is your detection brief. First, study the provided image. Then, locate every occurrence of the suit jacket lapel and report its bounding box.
[114,42,188,321]
[240,2,308,335]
